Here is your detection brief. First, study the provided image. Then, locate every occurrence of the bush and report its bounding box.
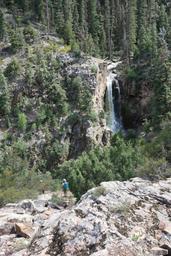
[13,139,28,158]
[0,187,37,207]
[91,64,98,74]
[125,67,138,80]
[50,194,64,206]
[10,29,24,53]
[92,186,106,198]
[23,25,37,44]
[0,170,56,206]
[135,157,168,179]
[18,112,27,131]
[71,40,81,57]
[4,58,21,80]
[55,135,141,199]
[67,76,92,112]
[0,70,10,115]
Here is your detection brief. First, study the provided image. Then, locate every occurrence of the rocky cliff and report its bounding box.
[59,55,112,156]
[1,178,171,256]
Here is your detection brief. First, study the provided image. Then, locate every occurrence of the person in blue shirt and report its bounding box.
[62,179,69,197]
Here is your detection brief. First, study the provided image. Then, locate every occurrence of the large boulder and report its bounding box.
[14,223,34,238]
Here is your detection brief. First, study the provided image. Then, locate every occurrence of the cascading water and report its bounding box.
[106,64,122,133]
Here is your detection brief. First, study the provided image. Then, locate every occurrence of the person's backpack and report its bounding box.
[63,182,68,190]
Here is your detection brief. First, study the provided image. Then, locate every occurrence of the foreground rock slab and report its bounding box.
[0,192,75,256]
[48,178,171,256]
[1,179,171,255]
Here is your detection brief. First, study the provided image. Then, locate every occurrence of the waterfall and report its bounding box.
[106,71,122,133]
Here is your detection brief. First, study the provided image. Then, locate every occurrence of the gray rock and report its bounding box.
[17,200,36,213]
[151,247,168,255]
[48,178,171,256]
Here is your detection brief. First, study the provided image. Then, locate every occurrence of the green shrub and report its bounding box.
[135,157,168,179]
[36,106,47,126]
[10,29,24,53]
[91,64,98,74]
[71,40,81,57]
[55,135,141,199]
[50,194,64,206]
[92,186,106,198]
[23,25,37,44]
[25,62,34,86]
[0,187,37,207]
[110,202,131,216]
[0,170,55,206]
[13,139,28,158]
[4,58,21,80]
[18,112,27,131]
[125,67,137,80]
[0,69,10,115]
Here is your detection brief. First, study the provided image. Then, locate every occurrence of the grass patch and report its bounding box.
[92,186,106,198]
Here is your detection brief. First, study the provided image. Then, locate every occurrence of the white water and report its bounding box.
[106,71,122,133]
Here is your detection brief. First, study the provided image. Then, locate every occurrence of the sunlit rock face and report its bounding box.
[49,178,171,256]
[1,179,171,255]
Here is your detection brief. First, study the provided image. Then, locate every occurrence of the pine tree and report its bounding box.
[104,0,111,58]
[53,0,64,36]
[78,0,88,37]
[5,0,15,9]
[72,1,80,37]
[128,0,137,57]
[0,70,10,117]
[64,19,74,44]
[88,0,98,39]
[137,0,150,57]
[0,10,5,41]
[34,0,44,21]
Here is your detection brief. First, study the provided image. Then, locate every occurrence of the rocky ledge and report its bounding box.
[48,178,171,256]
[1,178,171,256]
[0,192,75,256]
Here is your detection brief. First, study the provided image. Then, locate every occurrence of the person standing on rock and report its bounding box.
[62,179,69,197]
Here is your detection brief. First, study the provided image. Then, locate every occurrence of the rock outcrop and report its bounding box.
[48,178,171,256]
[0,192,75,256]
[63,56,122,156]
[59,55,114,157]
[1,178,171,256]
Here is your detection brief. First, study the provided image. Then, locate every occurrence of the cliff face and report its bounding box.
[48,178,171,256]
[121,80,153,130]
[59,55,112,158]
[93,61,108,113]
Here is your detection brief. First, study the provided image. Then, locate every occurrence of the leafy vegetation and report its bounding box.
[0,170,56,206]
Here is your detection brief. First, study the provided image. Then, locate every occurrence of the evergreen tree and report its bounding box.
[72,1,80,37]
[137,0,151,57]
[78,0,88,38]
[34,0,44,21]
[5,0,15,9]
[128,0,137,56]
[0,70,10,117]
[88,0,98,39]
[53,0,64,36]
[64,19,74,44]
[0,10,5,41]
[104,0,111,57]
